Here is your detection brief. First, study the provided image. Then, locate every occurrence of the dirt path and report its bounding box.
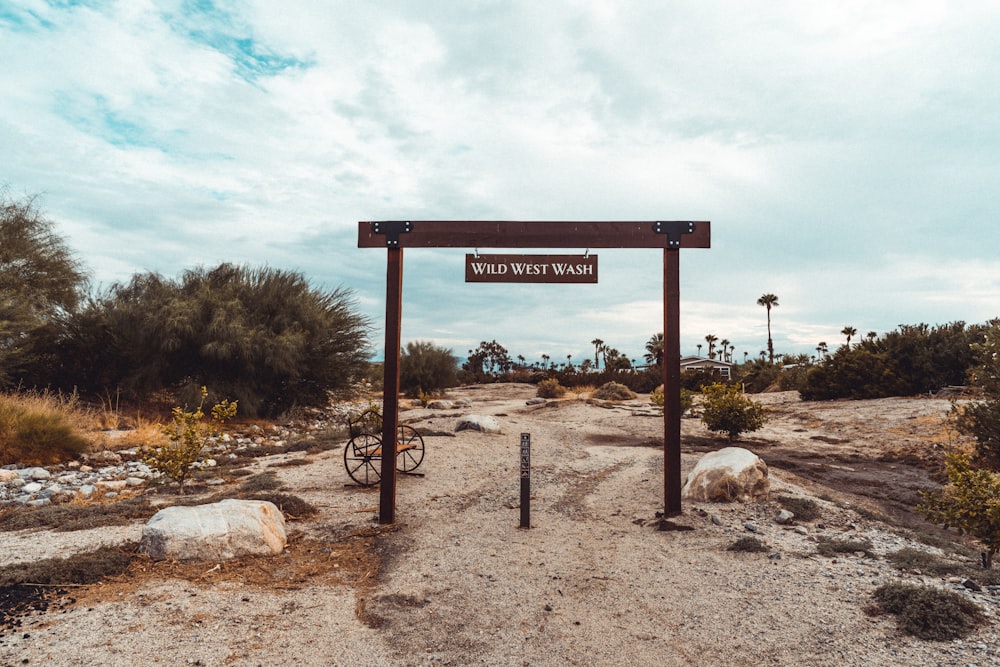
[2,385,996,666]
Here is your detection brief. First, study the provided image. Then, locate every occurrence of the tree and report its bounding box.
[842,326,857,349]
[719,339,731,362]
[918,452,1000,568]
[644,332,664,366]
[757,293,779,363]
[0,192,86,386]
[463,339,512,381]
[704,334,718,359]
[400,341,457,396]
[700,383,768,441]
[591,338,604,370]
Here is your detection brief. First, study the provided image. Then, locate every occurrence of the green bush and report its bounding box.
[592,382,636,401]
[400,341,458,396]
[53,264,370,417]
[869,582,985,640]
[700,383,767,441]
[141,387,237,493]
[955,319,1000,469]
[917,451,1000,568]
[650,385,693,414]
[537,378,567,398]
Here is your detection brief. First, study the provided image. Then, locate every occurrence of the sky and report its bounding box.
[2,0,999,366]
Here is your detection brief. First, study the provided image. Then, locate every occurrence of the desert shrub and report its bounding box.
[53,264,370,417]
[886,548,963,576]
[954,320,1000,469]
[650,385,694,413]
[0,496,152,532]
[0,544,136,586]
[726,536,768,553]
[0,391,91,465]
[400,340,458,396]
[141,387,237,493]
[700,383,767,442]
[241,492,318,518]
[815,536,875,557]
[736,360,781,394]
[777,495,821,522]
[918,451,1000,568]
[954,401,1000,470]
[537,378,567,398]
[869,582,985,640]
[592,382,636,401]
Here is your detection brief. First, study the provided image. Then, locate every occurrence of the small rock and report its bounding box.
[768,552,782,560]
[962,578,982,592]
[525,398,546,406]
[22,482,43,494]
[710,514,723,526]
[744,523,758,533]
[794,526,809,536]
[775,509,795,525]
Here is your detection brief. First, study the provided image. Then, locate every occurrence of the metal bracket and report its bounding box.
[653,221,696,249]
[371,221,413,247]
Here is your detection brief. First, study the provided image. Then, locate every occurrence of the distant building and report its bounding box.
[680,355,733,380]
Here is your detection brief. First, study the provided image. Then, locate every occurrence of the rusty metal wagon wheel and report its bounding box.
[395,425,425,473]
[344,433,382,487]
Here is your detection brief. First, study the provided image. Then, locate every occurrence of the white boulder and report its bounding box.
[682,447,769,503]
[455,415,501,434]
[140,499,287,561]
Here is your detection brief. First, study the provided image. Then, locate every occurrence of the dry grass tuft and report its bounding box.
[0,390,98,465]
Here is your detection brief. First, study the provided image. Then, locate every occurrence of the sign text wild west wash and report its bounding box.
[465,254,598,283]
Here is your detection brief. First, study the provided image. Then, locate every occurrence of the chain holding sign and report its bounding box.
[466,254,597,284]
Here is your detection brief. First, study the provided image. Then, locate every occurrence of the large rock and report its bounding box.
[455,414,501,434]
[140,499,287,561]
[682,447,769,503]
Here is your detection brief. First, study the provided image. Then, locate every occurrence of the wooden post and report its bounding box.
[379,247,403,525]
[663,248,682,515]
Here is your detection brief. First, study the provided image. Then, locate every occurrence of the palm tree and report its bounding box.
[697,343,702,357]
[757,293,779,363]
[541,354,550,368]
[842,326,857,349]
[705,334,718,359]
[719,339,730,362]
[591,338,604,370]
[644,332,664,366]
[818,341,828,357]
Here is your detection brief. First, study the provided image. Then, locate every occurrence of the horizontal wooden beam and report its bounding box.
[358,220,710,249]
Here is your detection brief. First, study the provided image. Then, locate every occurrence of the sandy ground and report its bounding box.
[2,384,998,666]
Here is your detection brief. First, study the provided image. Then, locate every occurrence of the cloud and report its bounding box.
[2,0,998,365]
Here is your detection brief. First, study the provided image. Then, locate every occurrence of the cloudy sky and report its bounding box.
[2,0,998,365]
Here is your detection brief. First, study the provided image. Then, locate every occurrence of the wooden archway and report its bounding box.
[358,221,711,524]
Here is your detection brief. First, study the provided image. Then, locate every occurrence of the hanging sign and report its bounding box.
[465,253,598,284]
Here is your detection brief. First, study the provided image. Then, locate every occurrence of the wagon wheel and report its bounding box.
[396,425,425,473]
[344,433,382,487]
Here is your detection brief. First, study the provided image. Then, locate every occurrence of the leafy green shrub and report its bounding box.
[650,385,694,413]
[537,378,567,398]
[954,320,1000,469]
[0,392,90,465]
[918,451,1000,568]
[869,582,985,640]
[400,340,458,396]
[142,387,237,493]
[726,536,768,553]
[53,264,370,417]
[592,382,636,401]
[699,383,767,441]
